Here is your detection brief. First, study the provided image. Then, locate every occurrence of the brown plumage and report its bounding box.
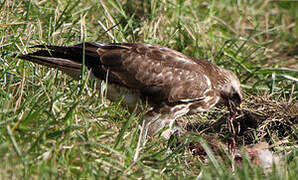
[15,42,242,137]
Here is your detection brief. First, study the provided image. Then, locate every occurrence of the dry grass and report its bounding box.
[183,92,297,145]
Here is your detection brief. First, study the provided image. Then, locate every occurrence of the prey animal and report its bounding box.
[15,42,242,140]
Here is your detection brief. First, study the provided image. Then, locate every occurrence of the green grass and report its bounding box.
[0,0,297,179]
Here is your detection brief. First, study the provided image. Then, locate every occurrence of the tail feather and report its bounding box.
[14,42,105,79]
[13,42,126,85]
[17,53,83,79]
[30,42,101,67]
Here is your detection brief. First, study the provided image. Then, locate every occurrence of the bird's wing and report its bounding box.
[97,43,213,103]
[15,42,216,104]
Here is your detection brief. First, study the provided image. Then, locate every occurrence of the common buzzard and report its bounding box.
[15,42,242,139]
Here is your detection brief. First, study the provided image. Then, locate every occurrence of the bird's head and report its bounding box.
[219,70,242,115]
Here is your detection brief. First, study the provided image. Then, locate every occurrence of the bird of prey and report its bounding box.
[14,42,242,139]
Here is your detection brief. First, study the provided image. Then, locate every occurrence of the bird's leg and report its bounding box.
[159,103,192,140]
[143,113,182,140]
[145,103,190,139]
[161,103,192,150]
[134,104,190,161]
[143,112,166,139]
[134,111,174,161]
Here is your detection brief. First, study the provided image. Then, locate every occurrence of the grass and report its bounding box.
[0,0,297,179]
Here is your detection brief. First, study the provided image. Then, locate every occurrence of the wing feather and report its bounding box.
[16,42,225,109]
[97,43,213,103]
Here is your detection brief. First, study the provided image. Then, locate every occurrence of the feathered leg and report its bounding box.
[133,103,191,161]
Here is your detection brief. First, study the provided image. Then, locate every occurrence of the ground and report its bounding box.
[0,0,297,179]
